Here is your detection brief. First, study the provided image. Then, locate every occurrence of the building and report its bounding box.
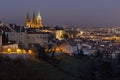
[0,34,2,47]
[26,11,43,28]
[7,31,51,48]
[7,31,29,48]
[0,23,51,48]
[27,32,51,47]
[0,34,2,52]
[1,43,31,59]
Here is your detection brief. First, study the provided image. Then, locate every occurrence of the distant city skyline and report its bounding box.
[0,0,120,26]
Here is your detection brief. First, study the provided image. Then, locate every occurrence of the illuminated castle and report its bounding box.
[26,11,43,28]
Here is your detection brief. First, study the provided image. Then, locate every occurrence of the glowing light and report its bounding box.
[56,48,60,52]
[16,49,22,53]
[80,31,84,35]
[37,11,42,19]
[28,50,32,54]
[7,48,12,53]
[22,50,26,53]
[56,30,65,40]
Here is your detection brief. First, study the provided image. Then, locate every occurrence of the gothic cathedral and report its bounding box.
[26,11,43,28]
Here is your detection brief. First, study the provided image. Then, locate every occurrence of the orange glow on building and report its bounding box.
[2,48,32,55]
[26,11,43,28]
[28,50,32,54]
[7,48,12,53]
[16,49,22,53]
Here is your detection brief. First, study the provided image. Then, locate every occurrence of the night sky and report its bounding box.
[0,0,120,26]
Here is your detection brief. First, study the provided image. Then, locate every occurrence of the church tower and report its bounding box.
[26,12,31,27]
[32,12,36,27]
[25,11,43,28]
[36,11,43,28]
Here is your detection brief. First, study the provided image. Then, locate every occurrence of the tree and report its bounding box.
[95,49,103,59]
[51,49,55,60]
[117,53,120,64]
[96,61,113,80]
[78,59,96,80]
[38,47,46,59]
[6,33,9,43]
[78,49,84,57]
[2,32,6,44]
[2,32,9,44]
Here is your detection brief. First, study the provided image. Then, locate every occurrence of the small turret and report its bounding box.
[26,12,31,27]
[32,12,36,22]
[26,12,30,21]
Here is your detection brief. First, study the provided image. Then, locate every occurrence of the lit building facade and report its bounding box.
[26,11,43,28]
[7,31,51,48]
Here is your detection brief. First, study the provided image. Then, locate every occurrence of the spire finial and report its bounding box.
[27,12,29,17]
[38,10,40,15]
[32,11,36,22]
[37,10,41,19]
[26,12,30,21]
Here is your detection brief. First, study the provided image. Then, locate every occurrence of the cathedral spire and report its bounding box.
[26,12,30,20]
[26,12,31,27]
[25,11,43,28]
[37,11,42,19]
[32,12,36,22]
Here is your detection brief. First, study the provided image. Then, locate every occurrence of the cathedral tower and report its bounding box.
[36,11,43,28]
[25,11,43,28]
[26,12,31,27]
[32,12,36,27]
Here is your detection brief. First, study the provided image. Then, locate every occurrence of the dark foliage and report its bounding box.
[96,61,113,80]
[2,32,9,44]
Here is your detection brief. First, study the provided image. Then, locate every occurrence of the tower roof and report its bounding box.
[32,12,36,21]
[37,11,42,19]
[26,12,29,18]
[26,12,30,20]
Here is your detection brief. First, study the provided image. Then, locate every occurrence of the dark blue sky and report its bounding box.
[0,0,120,26]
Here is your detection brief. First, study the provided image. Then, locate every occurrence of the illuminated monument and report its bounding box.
[26,11,43,28]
